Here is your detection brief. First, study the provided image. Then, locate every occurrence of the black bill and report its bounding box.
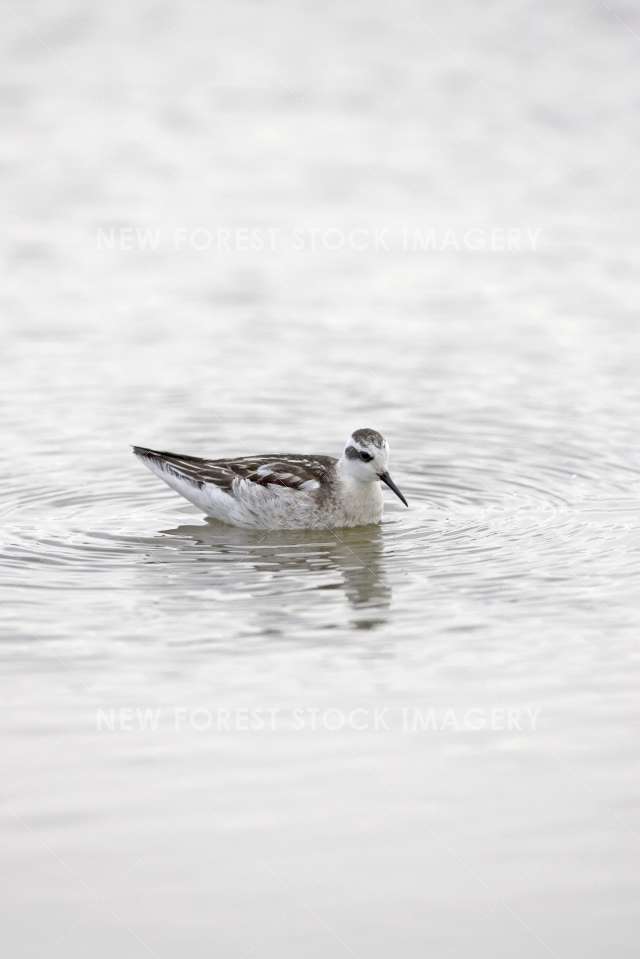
[379,471,408,507]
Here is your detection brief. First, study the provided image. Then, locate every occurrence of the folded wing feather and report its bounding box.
[133,448,335,494]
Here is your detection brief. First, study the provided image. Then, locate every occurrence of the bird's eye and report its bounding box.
[360,451,373,462]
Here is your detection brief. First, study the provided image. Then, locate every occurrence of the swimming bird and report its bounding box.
[133,428,407,529]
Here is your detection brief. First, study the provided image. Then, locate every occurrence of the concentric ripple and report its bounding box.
[2,413,640,643]
[3,305,640,652]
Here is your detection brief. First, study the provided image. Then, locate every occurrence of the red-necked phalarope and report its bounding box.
[133,428,407,529]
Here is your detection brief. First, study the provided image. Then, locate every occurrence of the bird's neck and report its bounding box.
[335,458,383,523]
[336,456,367,484]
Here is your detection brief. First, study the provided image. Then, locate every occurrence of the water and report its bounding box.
[2,1,640,956]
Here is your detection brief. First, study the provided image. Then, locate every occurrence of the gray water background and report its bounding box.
[2,1,640,956]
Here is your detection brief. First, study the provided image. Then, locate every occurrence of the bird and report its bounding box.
[133,428,407,530]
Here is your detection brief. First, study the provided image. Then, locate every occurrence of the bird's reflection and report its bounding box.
[156,518,392,629]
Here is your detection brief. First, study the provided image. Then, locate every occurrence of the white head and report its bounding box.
[340,428,408,506]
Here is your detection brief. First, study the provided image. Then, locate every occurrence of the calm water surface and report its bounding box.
[2,2,640,957]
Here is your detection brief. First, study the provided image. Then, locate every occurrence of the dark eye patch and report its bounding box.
[359,451,373,462]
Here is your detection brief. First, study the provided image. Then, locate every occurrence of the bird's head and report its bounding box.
[341,428,408,507]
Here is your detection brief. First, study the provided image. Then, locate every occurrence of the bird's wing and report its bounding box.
[133,448,336,494]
